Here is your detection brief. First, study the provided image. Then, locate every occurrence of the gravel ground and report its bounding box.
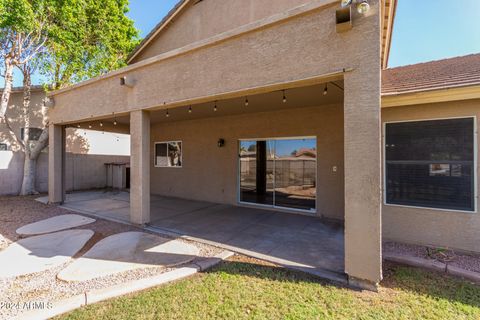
[384,241,480,273]
[0,195,222,319]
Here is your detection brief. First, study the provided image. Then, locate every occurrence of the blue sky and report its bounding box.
[389,0,480,67]
[127,0,179,38]
[10,0,480,86]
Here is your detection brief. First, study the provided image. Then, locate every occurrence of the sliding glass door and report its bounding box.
[239,138,316,212]
[239,140,275,206]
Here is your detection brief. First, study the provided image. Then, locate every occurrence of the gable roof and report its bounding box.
[128,0,398,66]
[127,0,191,64]
[382,53,480,95]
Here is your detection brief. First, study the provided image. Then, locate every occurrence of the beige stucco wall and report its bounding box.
[49,1,379,125]
[0,151,129,195]
[381,99,480,253]
[150,104,345,220]
[130,0,317,63]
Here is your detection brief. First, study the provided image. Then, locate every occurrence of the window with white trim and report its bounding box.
[154,141,182,167]
[385,118,475,212]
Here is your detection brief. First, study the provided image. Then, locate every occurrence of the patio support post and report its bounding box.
[130,110,151,225]
[48,124,65,204]
[343,10,382,289]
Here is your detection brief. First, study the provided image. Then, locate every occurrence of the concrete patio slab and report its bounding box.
[66,198,129,213]
[95,206,131,221]
[57,231,200,282]
[16,214,96,236]
[50,190,346,281]
[0,230,94,279]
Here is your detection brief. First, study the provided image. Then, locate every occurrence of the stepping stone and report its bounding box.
[16,214,96,236]
[58,232,199,282]
[0,229,94,279]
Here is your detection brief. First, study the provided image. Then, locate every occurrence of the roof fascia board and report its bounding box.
[382,0,397,69]
[382,84,480,108]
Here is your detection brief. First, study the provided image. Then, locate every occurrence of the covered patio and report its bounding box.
[46,0,383,289]
[39,190,345,282]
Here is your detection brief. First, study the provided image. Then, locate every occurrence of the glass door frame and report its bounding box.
[237,136,318,214]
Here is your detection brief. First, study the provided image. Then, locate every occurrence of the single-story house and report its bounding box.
[45,0,479,290]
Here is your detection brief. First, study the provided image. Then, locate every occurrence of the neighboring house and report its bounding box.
[44,0,479,289]
[0,87,130,195]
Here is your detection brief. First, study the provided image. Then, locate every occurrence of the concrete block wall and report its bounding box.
[0,151,129,195]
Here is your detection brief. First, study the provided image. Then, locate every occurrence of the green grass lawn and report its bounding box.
[57,256,480,320]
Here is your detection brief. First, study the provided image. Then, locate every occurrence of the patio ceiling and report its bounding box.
[108,82,344,127]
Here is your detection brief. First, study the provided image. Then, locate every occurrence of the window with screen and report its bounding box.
[154,141,182,167]
[0,143,7,151]
[385,118,475,211]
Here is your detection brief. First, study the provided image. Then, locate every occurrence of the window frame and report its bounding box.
[383,116,478,214]
[0,143,8,151]
[154,141,183,168]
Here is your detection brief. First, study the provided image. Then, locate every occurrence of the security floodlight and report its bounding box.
[356,0,370,14]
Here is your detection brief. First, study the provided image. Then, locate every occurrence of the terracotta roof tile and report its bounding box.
[382,53,480,95]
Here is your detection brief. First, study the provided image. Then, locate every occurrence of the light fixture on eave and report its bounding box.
[282,90,287,103]
[214,101,218,112]
[245,97,249,107]
[323,84,328,96]
[188,106,192,114]
[113,113,117,126]
[166,109,170,118]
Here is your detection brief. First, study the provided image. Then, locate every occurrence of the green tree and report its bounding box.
[0,0,139,195]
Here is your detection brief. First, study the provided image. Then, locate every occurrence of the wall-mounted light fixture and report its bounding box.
[120,75,136,88]
[336,0,370,33]
[341,0,370,14]
[356,0,370,14]
[217,138,225,148]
